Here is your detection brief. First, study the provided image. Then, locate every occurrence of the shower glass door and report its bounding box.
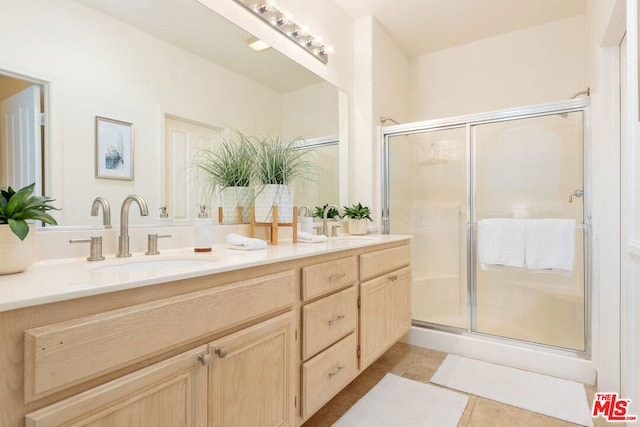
[472,112,586,351]
[387,126,468,329]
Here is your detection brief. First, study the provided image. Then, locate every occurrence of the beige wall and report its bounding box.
[0,75,32,101]
[408,15,587,120]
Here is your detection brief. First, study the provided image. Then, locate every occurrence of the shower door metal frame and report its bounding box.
[381,98,592,358]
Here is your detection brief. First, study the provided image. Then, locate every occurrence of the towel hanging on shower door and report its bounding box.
[478,218,526,269]
[525,219,576,272]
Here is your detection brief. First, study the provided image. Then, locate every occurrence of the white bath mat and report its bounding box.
[431,355,593,426]
[332,373,468,427]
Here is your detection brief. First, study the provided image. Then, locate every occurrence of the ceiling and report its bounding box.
[335,0,587,57]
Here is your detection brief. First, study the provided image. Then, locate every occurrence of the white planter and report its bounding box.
[348,218,369,235]
[220,186,254,224]
[0,224,35,275]
[254,184,294,223]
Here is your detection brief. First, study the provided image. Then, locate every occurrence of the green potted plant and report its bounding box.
[0,183,58,275]
[253,136,316,223]
[195,132,256,224]
[313,204,341,220]
[342,202,372,235]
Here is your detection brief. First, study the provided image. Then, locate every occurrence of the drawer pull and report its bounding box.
[328,365,345,378]
[328,314,346,325]
[389,274,398,281]
[329,272,346,281]
[215,347,228,358]
[198,354,212,366]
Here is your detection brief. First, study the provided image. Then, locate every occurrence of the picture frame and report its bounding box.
[95,116,134,180]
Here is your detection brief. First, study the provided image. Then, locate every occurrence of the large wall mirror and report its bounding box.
[0,0,345,227]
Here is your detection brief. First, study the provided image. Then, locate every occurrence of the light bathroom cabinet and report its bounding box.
[0,237,411,427]
[359,245,412,370]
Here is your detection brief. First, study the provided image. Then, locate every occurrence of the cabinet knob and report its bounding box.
[389,274,398,281]
[215,347,228,358]
[198,354,212,366]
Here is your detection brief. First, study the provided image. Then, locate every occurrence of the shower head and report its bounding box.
[380,116,400,125]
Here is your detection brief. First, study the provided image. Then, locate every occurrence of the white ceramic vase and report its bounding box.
[348,218,369,235]
[220,186,254,224]
[0,224,35,275]
[253,184,294,223]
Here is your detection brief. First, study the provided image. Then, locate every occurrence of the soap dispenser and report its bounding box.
[194,205,212,252]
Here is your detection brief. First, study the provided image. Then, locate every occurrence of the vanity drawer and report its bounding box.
[302,333,358,419]
[24,270,295,402]
[360,244,411,281]
[302,286,357,360]
[302,256,357,301]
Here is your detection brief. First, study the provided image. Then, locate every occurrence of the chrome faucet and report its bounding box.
[322,204,342,237]
[90,196,111,228]
[117,195,149,258]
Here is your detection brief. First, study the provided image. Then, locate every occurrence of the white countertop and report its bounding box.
[0,235,410,313]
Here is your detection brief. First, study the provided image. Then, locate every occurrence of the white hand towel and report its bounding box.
[478,218,526,269]
[525,219,576,271]
[298,232,328,243]
[226,233,267,250]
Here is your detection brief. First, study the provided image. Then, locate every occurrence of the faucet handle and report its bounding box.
[146,234,172,255]
[331,224,341,237]
[70,236,105,261]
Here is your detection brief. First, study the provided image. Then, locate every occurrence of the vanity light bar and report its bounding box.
[233,0,330,64]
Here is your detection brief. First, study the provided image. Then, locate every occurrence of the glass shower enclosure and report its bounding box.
[382,99,590,354]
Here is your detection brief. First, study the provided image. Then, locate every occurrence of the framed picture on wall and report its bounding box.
[95,116,134,180]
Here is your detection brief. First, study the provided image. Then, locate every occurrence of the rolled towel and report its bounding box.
[226,233,267,250]
[298,232,328,243]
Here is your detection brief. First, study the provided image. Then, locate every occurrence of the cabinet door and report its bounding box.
[208,312,295,427]
[388,266,412,343]
[25,346,208,427]
[359,266,412,370]
[359,275,389,369]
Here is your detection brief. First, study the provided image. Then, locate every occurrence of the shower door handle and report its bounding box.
[569,189,583,203]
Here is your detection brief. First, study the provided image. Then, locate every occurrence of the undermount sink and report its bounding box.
[92,258,218,273]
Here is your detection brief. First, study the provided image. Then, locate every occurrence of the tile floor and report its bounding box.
[302,342,611,427]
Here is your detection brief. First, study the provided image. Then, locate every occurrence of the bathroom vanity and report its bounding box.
[0,235,411,426]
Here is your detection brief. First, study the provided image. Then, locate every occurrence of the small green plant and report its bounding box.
[0,183,58,240]
[313,204,341,219]
[253,136,316,186]
[342,203,372,221]
[195,131,257,191]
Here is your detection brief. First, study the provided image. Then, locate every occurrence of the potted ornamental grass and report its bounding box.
[0,183,58,274]
[342,202,372,235]
[253,136,316,223]
[195,132,257,224]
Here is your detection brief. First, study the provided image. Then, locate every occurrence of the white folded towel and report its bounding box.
[298,232,327,243]
[478,218,526,269]
[226,233,267,250]
[525,219,576,271]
